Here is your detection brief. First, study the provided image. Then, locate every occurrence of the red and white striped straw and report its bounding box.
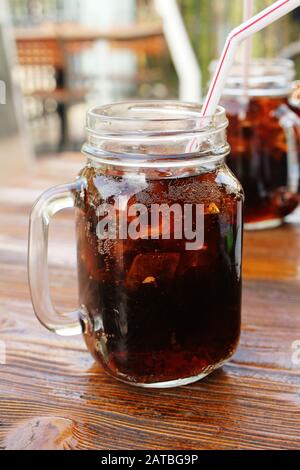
[202,0,300,117]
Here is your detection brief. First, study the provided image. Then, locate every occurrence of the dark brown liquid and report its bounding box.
[290,101,300,161]
[75,165,243,384]
[224,96,299,225]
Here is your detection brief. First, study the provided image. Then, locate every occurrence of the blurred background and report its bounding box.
[0,0,300,157]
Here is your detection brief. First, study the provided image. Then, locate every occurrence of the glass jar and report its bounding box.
[28,101,244,388]
[210,58,300,230]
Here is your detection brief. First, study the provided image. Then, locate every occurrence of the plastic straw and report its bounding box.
[202,0,300,117]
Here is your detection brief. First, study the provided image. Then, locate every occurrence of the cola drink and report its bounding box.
[75,166,243,385]
[225,95,299,227]
[209,59,300,229]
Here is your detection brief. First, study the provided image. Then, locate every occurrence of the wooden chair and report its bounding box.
[15,27,88,151]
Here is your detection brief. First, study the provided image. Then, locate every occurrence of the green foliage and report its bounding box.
[178,0,300,91]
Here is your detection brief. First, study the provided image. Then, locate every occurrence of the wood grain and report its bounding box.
[0,153,300,450]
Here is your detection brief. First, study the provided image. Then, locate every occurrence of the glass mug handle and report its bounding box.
[275,104,300,194]
[28,179,90,336]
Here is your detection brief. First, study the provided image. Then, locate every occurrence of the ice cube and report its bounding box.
[142,276,156,284]
[205,203,220,215]
[176,248,212,277]
[93,173,147,201]
[126,253,180,289]
[231,135,250,154]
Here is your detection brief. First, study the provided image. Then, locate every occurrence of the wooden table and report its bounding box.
[0,153,300,450]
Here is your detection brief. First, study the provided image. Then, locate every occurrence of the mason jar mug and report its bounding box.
[210,58,300,230]
[28,101,244,388]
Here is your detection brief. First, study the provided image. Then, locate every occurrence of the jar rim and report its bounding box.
[86,101,228,136]
[82,101,229,168]
[210,58,295,97]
